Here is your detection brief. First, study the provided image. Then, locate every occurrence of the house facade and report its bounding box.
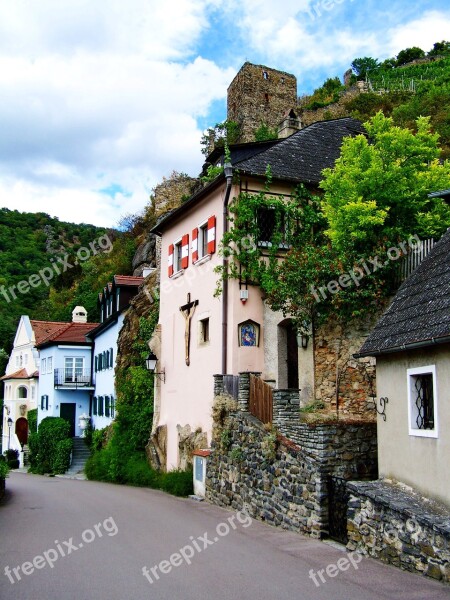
[151,118,368,470]
[87,275,144,430]
[0,316,39,452]
[356,222,450,507]
[36,307,98,437]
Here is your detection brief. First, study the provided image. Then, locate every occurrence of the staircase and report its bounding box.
[64,437,90,478]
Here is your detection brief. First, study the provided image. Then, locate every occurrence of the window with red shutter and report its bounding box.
[168,244,174,277]
[207,215,216,254]
[181,234,189,269]
[191,228,198,263]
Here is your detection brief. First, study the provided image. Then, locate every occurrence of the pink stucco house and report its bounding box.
[151,118,364,470]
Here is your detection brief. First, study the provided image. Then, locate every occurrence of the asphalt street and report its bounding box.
[0,472,448,600]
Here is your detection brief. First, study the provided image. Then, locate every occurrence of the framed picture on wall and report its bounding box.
[238,320,260,347]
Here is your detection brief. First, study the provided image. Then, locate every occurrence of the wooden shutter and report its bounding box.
[110,348,114,368]
[95,356,98,372]
[168,244,174,277]
[207,216,216,254]
[191,228,198,263]
[181,234,189,269]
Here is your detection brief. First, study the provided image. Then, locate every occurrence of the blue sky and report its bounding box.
[0,0,449,226]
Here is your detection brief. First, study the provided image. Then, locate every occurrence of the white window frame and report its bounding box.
[47,357,53,374]
[173,238,183,273]
[198,220,209,260]
[407,365,438,438]
[41,358,47,374]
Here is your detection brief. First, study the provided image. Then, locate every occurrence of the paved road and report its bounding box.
[0,472,448,600]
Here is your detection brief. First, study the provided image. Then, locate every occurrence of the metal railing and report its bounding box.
[54,369,93,388]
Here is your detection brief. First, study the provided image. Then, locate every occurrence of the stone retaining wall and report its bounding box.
[347,480,450,583]
[207,374,378,538]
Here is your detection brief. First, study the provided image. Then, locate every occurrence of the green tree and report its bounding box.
[396,46,425,66]
[217,113,450,328]
[351,57,380,79]
[428,41,450,57]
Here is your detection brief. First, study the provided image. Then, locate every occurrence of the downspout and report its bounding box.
[222,163,233,375]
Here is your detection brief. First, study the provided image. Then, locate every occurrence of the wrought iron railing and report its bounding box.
[54,369,93,388]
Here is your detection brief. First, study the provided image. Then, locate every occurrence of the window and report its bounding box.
[174,239,183,273]
[41,358,47,374]
[31,386,35,400]
[47,357,53,373]
[16,356,19,367]
[199,222,209,259]
[407,365,438,438]
[18,386,28,399]
[98,396,104,417]
[116,290,120,311]
[40,395,48,411]
[256,206,289,249]
[64,357,84,382]
[105,396,110,418]
[25,354,28,365]
[199,318,210,344]
[263,70,269,80]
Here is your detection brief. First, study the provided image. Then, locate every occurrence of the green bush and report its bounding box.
[0,459,9,480]
[28,417,71,474]
[159,469,194,497]
[4,449,19,469]
[52,438,73,474]
[27,409,38,434]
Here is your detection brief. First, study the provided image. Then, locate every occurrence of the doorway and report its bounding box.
[277,319,299,389]
[60,403,76,437]
[15,417,28,447]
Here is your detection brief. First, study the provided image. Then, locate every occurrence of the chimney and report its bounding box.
[72,306,87,323]
[278,108,302,139]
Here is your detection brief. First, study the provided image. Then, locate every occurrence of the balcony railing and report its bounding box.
[54,369,93,389]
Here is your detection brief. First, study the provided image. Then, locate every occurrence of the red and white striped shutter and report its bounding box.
[181,234,189,269]
[168,244,174,277]
[207,215,216,254]
[191,228,198,263]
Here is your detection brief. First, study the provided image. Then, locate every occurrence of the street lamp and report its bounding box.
[7,417,13,450]
[145,352,165,383]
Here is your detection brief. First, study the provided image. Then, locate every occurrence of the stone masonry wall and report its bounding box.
[227,62,297,143]
[206,373,378,538]
[313,316,382,419]
[347,480,450,583]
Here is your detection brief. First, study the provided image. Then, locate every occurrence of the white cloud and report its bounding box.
[387,10,450,57]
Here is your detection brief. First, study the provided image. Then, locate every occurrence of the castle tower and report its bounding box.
[227,62,298,143]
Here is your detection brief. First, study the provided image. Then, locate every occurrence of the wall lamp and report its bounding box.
[146,352,165,383]
[296,332,309,349]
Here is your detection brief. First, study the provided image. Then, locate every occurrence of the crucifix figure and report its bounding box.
[180,293,198,366]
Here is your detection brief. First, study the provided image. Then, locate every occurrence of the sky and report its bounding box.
[1,1,449,228]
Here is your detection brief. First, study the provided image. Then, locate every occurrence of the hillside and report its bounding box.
[298,48,450,157]
[0,209,136,355]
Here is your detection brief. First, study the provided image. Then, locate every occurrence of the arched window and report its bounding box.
[17,386,28,399]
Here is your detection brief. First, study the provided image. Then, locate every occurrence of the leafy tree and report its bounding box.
[254,123,278,142]
[428,41,450,57]
[396,46,425,66]
[217,114,450,329]
[351,57,380,79]
[320,112,450,252]
[200,120,240,156]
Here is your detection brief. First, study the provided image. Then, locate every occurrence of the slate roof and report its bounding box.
[152,118,364,235]
[356,228,450,357]
[234,117,365,184]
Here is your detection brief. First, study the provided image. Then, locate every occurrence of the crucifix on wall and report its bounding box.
[180,293,198,366]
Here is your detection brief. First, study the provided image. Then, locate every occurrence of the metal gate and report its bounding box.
[327,476,349,544]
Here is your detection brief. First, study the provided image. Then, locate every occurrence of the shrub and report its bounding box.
[27,409,38,434]
[4,449,20,469]
[52,439,73,474]
[159,469,194,497]
[0,459,9,480]
[28,417,71,474]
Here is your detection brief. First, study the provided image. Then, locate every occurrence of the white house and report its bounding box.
[0,316,78,453]
[86,275,144,430]
[36,307,98,437]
